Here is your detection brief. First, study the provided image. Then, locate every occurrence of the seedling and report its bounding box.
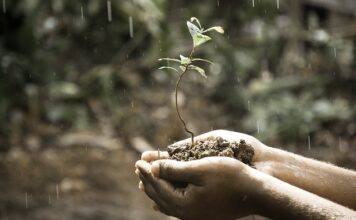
[158,17,224,146]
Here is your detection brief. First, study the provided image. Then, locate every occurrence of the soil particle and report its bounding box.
[167,136,254,165]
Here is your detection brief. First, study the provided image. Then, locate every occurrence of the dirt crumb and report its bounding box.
[167,136,254,165]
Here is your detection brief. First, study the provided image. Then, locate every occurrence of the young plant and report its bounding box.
[158,17,224,146]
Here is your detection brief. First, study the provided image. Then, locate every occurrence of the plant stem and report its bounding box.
[175,48,195,146]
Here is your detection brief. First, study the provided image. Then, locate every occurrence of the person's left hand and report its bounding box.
[135,157,262,220]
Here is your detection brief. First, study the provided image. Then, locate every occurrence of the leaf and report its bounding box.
[158,58,181,63]
[179,66,187,72]
[179,55,191,65]
[202,26,224,34]
[187,21,211,47]
[158,66,179,73]
[189,65,207,78]
[187,21,202,37]
[192,58,214,65]
[190,17,202,29]
[193,33,211,47]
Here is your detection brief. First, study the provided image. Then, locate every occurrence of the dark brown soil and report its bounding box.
[167,136,255,165]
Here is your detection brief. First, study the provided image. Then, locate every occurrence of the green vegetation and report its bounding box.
[158,17,224,146]
[0,1,355,152]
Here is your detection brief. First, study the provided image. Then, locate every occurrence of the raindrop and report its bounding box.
[48,194,52,205]
[257,120,260,133]
[247,100,251,111]
[333,47,337,58]
[56,184,59,200]
[308,135,311,150]
[252,0,255,7]
[217,0,220,6]
[129,16,134,38]
[107,0,112,22]
[25,192,28,208]
[81,6,84,21]
[276,0,279,9]
[2,0,5,14]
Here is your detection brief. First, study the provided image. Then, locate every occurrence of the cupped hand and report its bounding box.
[141,130,268,164]
[135,157,262,220]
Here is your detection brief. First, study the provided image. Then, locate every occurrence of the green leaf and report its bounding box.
[202,26,224,34]
[179,66,187,72]
[158,66,179,73]
[187,21,211,47]
[190,17,202,29]
[189,65,207,78]
[193,33,211,47]
[192,58,214,65]
[158,58,181,63]
[179,55,191,65]
[187,21,202,37]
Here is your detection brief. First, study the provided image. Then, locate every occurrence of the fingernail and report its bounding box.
[135,169,140,176]
[151,161,160,177]
[138,181,144,191]
[135,161,140,168]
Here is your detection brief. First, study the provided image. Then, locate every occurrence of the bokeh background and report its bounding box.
[1,0,355,219]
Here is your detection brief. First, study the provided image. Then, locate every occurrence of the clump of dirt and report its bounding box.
[167,136,254,165]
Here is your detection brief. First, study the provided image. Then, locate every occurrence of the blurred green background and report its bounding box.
[0,0,355,219]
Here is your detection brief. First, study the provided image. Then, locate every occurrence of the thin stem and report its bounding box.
[175,47,196,146]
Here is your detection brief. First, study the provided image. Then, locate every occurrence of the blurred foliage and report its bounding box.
[1,0,355,150]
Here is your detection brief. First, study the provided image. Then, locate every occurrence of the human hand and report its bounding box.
[141,130,268,165]
[135,157,262,220]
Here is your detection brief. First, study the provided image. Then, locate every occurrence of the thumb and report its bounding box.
[151,159,203,184]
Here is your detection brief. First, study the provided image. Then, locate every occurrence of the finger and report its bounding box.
[138,181,144,191]
[153,203,173,217]
[138,163,184,205]
[139,173,176,216]
[151,159,205,184]
[141,151,169,162]
[136,160,154,181]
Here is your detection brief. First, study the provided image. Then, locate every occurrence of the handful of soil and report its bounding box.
[167,136,255,165]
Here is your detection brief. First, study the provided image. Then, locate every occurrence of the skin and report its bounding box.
[135,130,356,219]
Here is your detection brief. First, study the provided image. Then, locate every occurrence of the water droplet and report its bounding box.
[276,0,279,9]
[333,47,337,58]
[248,100,251,111]
[217,0,220,6]
[56,184,59,200]
[257,120,260,133]
[107,1,112,22]
[252,0,255,7]
[129,16,134,38]
[81,6,84,21]
[25,192,28,208]
[2,0,5,14]
[308,135,311,150]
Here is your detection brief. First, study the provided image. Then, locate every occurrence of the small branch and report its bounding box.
[175,47,196,146]
[175,67,195,146]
